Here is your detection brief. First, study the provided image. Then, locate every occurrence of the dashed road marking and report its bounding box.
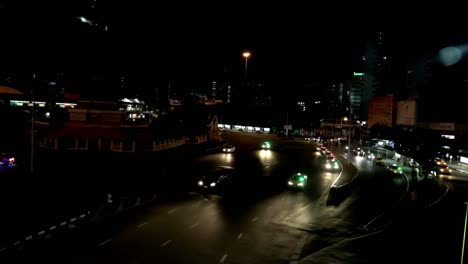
[13,241,21,246]
[0,247,6,253]
[168,209,177,214]
[25,235,33,241]
[49,225,56,231]
[237,233,243,239]
[60,221,67,226]
[38,230,46,236]
[98,239,112,247]
[70,217,77,222]
[137,222,148,228]
[80,214,86,218]
[190,222,199,229]
[161,240,172,247]
[220,254,228,263]
[251,217,258,222]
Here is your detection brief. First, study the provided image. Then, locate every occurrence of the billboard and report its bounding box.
[368,96,393,128]
[396,100,417,126]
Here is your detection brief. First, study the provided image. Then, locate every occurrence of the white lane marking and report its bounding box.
[13,241,21,246]
[98,239,112,247]
[0,247,6,252]
[268,205,273,209]
[168,209,177,214]
[190,222,199,229]
[38,230,46,236]
[219,254,228,263]
[60,221,67,226]
[265,165,270,169]
[137,222,148,228]
[49,225,57,231]
[237,233,243,239]
[25,235,33,241]
[161,240,172,247]
[70,217,77,222]
[80,214,86,218]
[251,217,258,222]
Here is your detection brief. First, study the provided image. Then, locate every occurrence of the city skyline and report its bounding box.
[2,2,468,102]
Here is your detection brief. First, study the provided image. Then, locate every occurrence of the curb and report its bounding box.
[330,154,359,189]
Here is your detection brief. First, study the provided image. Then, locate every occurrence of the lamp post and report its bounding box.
[242,51,251,82]
[31,73,36,175]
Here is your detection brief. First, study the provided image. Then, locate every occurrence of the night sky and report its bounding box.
[1,1,468,96]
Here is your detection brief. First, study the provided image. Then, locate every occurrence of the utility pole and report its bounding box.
[347,82,352,164]
[31,73,35,175]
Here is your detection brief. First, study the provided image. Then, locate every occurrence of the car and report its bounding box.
[195,166,237,194]
[222,144,236,153]
[387,164,403,174]
[352,148,365,156]
[324,157,340,170]
[0,152,17,171]
[432,157,446,165]
[374,157,385,166]
[320,146,327,154]
[431,164,451,176]
[261,141,271,150]
[366,152,376,160]
[288,172,308,189]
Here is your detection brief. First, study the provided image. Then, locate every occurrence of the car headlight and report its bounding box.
[288,181,293,185]
[297,182,304,187]
[325,163,332,169]
[198,180,204,186]
[210,182,216,187]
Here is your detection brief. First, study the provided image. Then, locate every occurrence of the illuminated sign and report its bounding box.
[353,72,365,76]
[441,134,455,140]
[430,123,455,131]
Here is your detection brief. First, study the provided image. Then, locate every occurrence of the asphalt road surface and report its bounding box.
[2,132,466,263]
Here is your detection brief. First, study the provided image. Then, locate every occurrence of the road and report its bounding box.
[1,132,462,263]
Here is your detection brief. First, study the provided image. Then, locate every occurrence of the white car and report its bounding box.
[222,144,236,153]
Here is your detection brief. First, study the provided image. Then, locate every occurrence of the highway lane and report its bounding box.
[7,133,344,263]
[2,133,418,263]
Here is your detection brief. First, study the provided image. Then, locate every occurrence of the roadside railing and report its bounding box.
[38,135,208,152]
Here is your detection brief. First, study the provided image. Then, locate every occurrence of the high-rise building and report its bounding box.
[210,67,232,104]
[349,72,364,120]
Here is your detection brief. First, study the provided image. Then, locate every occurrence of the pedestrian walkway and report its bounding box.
[447,161,468,174]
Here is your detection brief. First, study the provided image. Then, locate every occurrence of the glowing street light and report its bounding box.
[77,16,93,25]
[242,51,251,81]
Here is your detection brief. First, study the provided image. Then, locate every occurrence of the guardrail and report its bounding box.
[37,135,208,152]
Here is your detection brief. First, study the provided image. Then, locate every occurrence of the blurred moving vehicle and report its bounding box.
[288,172,308,189]
[374,157,385,166]
[387,164,403,174]
[195,166,237,194]
[431,164,451,176]
[352,148,365,156]
[432,157,446,165]
[0,152,16,171]
[324,157,340,170]
[261,141,271,150]
[222,144,236,153]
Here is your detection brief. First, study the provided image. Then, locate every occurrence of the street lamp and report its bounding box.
[242,51,251,82]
